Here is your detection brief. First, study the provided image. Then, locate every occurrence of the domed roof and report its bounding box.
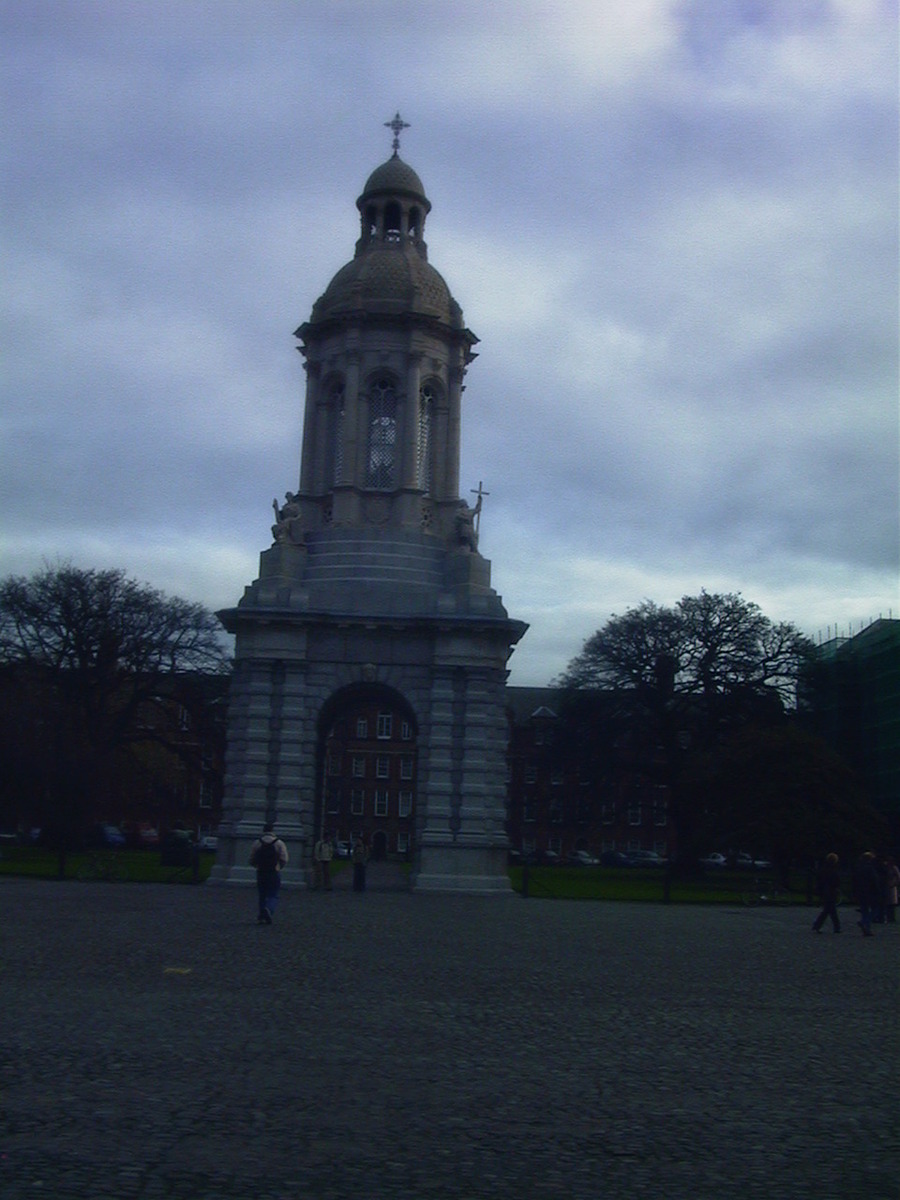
[310,245,462,329]
[360,155,428,204]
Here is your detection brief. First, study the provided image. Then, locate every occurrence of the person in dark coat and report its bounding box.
[852,851,880,937]
[812,853,842,933]
[351,837,368,893]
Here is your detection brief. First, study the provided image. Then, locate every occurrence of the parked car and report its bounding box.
[626,850,667,868]
[569,850,600,867]
[700,852,727,869]
[600,850,630,867]
[737,853,772,870]
[198,834,218,852]
[334,841,352,859]
[135,824,160,848]
[88,823,127,848]
[542,849,560,865]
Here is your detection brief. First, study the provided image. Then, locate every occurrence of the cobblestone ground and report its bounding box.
[2,875,897,1200]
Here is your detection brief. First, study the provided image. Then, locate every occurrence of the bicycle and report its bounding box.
[741,876,788,906]
[76,851,129,882]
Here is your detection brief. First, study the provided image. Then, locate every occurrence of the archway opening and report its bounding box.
[315,683,418,865]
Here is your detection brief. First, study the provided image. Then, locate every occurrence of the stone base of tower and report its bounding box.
[412,841,513,894]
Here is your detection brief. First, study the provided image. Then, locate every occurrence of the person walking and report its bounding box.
[812,853,842,933]
[852,851,880,937]
[314,833,333,891]
[249,822,288,924]
[352,837,368,893]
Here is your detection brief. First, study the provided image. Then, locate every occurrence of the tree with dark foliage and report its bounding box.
[0,564,230,874]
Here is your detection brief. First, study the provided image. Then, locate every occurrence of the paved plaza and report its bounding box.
[2,874,897,1200]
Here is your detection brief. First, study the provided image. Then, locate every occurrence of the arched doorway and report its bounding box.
[315,684,418,865]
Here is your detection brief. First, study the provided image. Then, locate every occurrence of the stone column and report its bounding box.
[403,355,422,489]
[342,352,362,486]
[298,363,320,492]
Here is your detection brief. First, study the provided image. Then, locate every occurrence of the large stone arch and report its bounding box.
[313,681,420,864]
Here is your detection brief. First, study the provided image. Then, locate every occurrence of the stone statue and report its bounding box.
[455,493,482,552]
[272,492,303,544]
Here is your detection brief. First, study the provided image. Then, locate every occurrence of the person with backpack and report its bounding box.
[249,822,288,924]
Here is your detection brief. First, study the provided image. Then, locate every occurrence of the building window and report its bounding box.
[399,791,412,817]
[374,790,389,817]
[356,717,368,739]
[327,785,341,814]
[366,376,397,489]
[397,831,409,854]
[550,801,563,824]
[400,721,412,741]
[327,752,341,776]
[376,756,389,779]
[523,800,536,823]
[351,789,365,815]
[400,756,413,780]
[628,803,642,826]
[601,802,615,825]
[653,798,668,826]
[352,756,366,778]
[377,713,392,740]
[525,764,537,784]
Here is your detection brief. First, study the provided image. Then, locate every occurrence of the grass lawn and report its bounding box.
[509,864,812,905]
[0,845,216,884]
[0,846,813,904]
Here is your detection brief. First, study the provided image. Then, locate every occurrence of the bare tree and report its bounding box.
[559,591,813,712]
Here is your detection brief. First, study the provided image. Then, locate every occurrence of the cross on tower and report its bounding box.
[385,111,410,156]
[470,480,489,535]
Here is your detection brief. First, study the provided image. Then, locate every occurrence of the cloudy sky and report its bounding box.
[2,0,897,685]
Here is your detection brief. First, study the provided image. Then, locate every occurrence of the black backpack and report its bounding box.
[256,837,279,872]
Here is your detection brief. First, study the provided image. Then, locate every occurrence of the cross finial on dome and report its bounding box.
[384,111,410,157]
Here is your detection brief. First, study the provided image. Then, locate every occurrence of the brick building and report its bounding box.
[505,687,674,864]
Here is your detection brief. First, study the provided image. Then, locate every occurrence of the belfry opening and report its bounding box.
[210,117,526,893]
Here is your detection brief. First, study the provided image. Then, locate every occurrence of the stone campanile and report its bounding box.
[211,117,526,892]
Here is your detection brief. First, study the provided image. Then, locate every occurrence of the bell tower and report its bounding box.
[212,118,526,892]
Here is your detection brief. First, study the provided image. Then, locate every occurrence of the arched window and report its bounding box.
[384,202,401,242]
[408,207,421,240]
[366,376,397,489]
[327,379,345,486]
[418,382,436,493]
